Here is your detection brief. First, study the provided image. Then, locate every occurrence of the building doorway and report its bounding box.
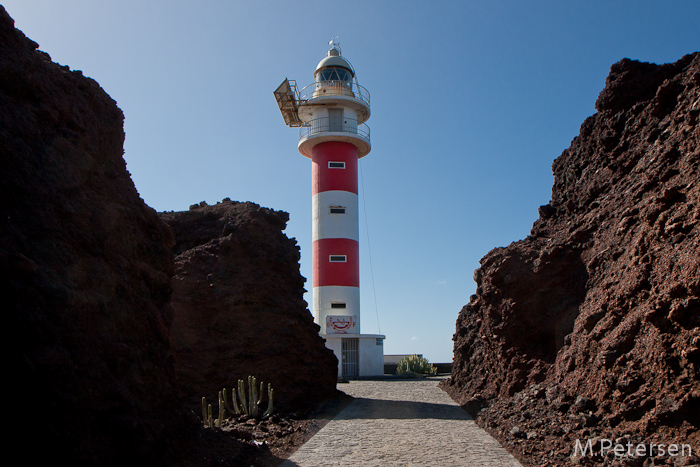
[341,338,359,377]
[329,108,343,132]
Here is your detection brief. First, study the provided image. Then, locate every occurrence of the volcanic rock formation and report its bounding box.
[2,6,340,464]
[1,7,195,465]
[160,200,339,413]
[443,53,700,466]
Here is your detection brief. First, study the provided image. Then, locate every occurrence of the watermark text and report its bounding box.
[574,438,692,458]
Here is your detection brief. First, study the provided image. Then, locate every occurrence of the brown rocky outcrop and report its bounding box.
[160,200,339,414]
[1,6,199,465]
[443,53,699,466]
[2,5,341,464]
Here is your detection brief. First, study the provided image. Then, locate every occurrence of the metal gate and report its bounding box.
[341,338,359,377]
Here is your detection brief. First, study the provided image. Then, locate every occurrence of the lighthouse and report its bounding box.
[274,40,385,378]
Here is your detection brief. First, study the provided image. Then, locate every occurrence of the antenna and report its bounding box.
[328,36,341,54]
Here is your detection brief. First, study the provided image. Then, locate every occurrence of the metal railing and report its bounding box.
[299,81,370,107]
[299,117,370,142]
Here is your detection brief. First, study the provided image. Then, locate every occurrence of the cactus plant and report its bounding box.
[218,391,225,427]
[230,376,274,418]
[200,376,274,427]
[201,397,216,427]
[263,384,274,418]
[238,379,248,415]
[223,387,240,415]
[248,376,258,417]
[396,355,437,376]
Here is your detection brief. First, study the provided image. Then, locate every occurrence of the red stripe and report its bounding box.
[312,238,359,287]
[312,141,358,195]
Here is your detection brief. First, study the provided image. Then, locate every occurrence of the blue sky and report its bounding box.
[4,0,698,362]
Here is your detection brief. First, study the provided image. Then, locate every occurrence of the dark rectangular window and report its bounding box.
[330,206,346,214]
[329,255,347,262]
[331,303,347,309]
[328,161,345,169]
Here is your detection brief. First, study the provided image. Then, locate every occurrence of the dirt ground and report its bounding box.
[181,390,354,466]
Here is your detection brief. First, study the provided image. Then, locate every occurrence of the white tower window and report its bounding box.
[331,302,347,309]
[330,206,346,214]
[328,161,345,169]
[329,255,347,262]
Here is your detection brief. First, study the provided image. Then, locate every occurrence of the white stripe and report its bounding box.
[313,285,360,334]
[312,191,359,242]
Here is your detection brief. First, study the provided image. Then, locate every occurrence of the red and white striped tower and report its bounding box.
[275,40,384,377]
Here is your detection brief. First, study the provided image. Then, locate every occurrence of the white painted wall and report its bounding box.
[323,337,343,377]
[359,335,385,377]
[324,335,385,377]
[313,285,360,334]
[312,190,359,242]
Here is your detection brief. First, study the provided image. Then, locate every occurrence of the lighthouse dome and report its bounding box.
[314,47,355,82]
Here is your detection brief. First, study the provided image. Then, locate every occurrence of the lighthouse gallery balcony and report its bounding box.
[298,80,371,125]
[300,116,370,143]
[297,81,371,158]
[298,115,370,158]
[299,81,370,109]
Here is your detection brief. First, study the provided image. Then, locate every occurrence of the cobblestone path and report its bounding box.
[281,378,524,466]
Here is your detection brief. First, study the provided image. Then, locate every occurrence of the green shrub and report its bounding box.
[396,355,437,375]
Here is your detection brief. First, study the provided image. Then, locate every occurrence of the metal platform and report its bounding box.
[273,78,304,127]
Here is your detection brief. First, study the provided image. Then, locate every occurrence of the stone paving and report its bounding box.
[281,377,524,467]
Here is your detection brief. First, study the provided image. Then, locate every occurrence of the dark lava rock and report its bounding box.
[160,200,339,414]
[1,6,197,465]
[442,52,699,466]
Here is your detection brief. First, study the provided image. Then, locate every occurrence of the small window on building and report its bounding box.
[376,338,383,346]
[328,161,345,169]
[329,255,347,262]
[330,206,346,214]
[331,303,346,309]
